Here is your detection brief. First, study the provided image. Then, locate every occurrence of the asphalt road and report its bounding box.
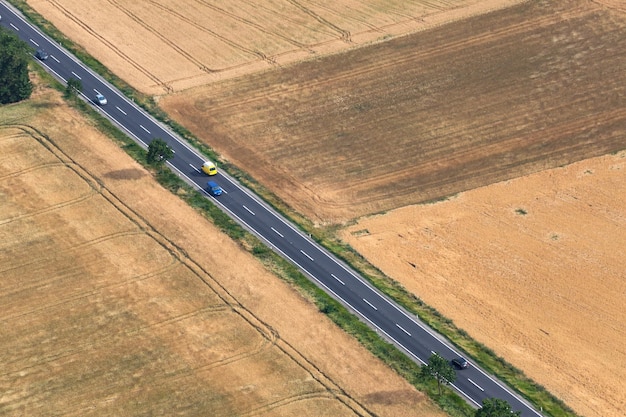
[1,2,544,416]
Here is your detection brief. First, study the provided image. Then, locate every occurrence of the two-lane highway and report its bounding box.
[1,2,543,415]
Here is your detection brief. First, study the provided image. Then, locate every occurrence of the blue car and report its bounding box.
[206,181,223,196]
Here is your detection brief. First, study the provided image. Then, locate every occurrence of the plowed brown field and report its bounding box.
[0,82,444,416]
[161,0,626,224]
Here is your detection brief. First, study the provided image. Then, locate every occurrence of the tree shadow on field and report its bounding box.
[104,168,146,180]
[28,101,59,110]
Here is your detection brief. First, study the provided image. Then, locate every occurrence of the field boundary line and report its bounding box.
[47,0,168,91]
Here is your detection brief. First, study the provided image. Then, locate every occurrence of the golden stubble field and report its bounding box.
[342,152,626,417]
[0,83,444,416]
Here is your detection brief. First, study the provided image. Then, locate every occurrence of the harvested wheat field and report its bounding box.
[160,0,626,224]
[26,0,522,95]
[342,151,626,417]
[0,81,445,416]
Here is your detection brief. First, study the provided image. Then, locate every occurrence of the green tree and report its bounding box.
[146,138,174,165]
[64,77,82,99]
[421,353,456,395]
[0,27,33,104]
[475,398,521,417]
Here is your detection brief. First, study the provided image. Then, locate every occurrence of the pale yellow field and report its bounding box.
[0,81,444,416]
[28,0,523,94]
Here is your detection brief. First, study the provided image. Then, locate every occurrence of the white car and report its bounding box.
[95,93,107,106]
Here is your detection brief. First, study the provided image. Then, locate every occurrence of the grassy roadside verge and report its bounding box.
[8,1,576,416]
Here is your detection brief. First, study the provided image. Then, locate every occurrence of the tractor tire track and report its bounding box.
[0,229,155,276]
[46,0,168,92]
[111,0,275,72]
[190,0,312,51]
[285,0,352,42]
[0,257,181,323]
[207,1,597,112]
[0,167,97,225]
[240,391,370,417]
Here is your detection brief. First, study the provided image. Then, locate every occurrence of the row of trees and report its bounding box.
[0,27,33,104]
[422,353,521,417]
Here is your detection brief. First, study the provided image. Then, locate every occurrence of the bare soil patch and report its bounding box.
[0,83,444,416]
[342,152,626,417]
[160,0,626,224]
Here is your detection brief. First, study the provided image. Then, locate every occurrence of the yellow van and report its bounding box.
[201,161,217,176]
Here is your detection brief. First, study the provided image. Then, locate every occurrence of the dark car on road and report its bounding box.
[451,357,469,369]
[35,49,49,60]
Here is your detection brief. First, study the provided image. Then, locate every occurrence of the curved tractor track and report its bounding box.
[0,122,376,416]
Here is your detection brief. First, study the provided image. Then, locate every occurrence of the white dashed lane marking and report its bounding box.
[363,298,378,311]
